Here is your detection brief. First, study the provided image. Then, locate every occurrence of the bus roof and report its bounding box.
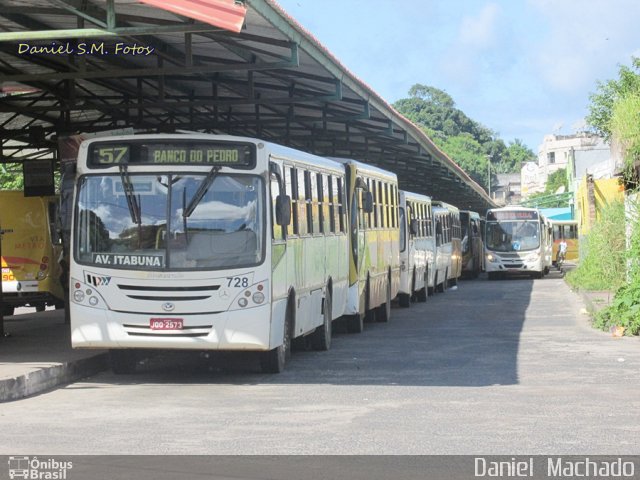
[432,200,459,212]
[328,157,398,181]
[400,190,431,203]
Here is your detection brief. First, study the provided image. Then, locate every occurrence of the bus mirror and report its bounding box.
[410,219,419,236]
[362,191,373,213]
[276,195,291,226]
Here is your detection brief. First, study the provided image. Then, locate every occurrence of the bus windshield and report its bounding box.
[75,173,264,270]
[486,220,540,252]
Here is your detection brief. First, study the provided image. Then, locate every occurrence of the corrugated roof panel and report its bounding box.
[138,0,247,33]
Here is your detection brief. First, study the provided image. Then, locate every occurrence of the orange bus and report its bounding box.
[551,220,578,265]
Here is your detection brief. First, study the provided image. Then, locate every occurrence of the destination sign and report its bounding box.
[93,253,165,268]
[487,210,539,221]
[88,141,255,168]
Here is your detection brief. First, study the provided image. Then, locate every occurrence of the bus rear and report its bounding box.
[0,191,64,315]
[551,220,578,265]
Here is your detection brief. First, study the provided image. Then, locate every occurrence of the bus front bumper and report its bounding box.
[70,303,273,351]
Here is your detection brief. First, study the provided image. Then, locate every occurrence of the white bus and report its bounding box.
[432,201,462,291]
[398,190,435,307]
[69,134,349,373]
[333,158,400,333]
[484,206,547,279]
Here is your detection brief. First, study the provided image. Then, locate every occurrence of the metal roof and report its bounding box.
[0,0,495,212]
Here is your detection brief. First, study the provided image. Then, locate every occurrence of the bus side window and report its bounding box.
[286,166,298,236]
[297,169,308,235]
[336,177,345,233]
[271,175,284,241]
[327,175,335,233]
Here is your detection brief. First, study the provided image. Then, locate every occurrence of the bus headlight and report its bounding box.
[71,277,108,310]
[229,280,268,310]
[36,270,47,280]
[252,291,265,304]
[486,253,499,263]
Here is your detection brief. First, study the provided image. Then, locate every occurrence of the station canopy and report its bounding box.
[0,0,494,212]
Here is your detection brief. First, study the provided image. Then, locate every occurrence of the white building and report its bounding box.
[521,133,609,199]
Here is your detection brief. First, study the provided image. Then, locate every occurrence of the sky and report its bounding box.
[276,0,640,153]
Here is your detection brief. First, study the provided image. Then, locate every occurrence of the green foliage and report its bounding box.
[394,84,535,191]
[0,164,24,190]
[610,93,640,176]
[545,168,569,195]
[591,194,640,335]
[566,200,626,291]
[586,57,640,142]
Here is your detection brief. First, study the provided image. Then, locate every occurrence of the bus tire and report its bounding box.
[399,293,411,308]
[345,313,364,334]
[110,350,138,374]
[311,290,332,351]
[376,277,392,323]
[416,269,427,302]
[35,303,46,313]
[438,270,448,293]
[2,305,14,317]
[364,278,375,323]
[261,301,292,373]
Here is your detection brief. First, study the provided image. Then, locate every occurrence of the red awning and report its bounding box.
[138,0,247,33]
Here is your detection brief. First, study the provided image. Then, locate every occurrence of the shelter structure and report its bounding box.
[0,0,494,212]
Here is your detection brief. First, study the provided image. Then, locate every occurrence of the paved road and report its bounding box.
[1,272,639,454]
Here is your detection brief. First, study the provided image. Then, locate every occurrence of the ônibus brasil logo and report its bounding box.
[7,457,72,480]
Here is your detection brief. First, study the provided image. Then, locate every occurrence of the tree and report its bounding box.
[393,84,529,191]
[587,57,640,142]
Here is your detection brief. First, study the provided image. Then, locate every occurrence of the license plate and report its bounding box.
[150,318,184,330]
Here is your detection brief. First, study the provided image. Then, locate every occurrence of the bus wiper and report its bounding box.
[119,164,141,225]
[183,166,221,219]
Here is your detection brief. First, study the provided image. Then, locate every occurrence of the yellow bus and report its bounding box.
[0,191,64,315]
[551,220,578,265]
[334,158,400,333]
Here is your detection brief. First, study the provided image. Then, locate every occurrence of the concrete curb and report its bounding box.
[0,352,109,403]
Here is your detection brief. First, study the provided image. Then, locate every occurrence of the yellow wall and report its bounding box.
[576,177,624,235]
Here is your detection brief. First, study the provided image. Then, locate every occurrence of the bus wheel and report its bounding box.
[311,290,332,351]
[35,303,46,313]
[2,305,14,316]
[346,313,364,334]
[399,293,411,308]
[261,305,292,373]
[438,270,448,293]
[376,278,392,323]
[109,350,138,374]
[416,274,428,302]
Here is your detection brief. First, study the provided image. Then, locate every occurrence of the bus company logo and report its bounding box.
[7,456,73,479]
[85,273,111,287]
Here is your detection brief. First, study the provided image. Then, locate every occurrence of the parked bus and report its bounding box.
[333,158,400,332]
[551,220,578,265]
[69,134,349,374]
[0,191,64,315]
[431,201,462,291]
[484,206,548,279]
[459,210,483,278]
[541,215,553,274]
[398,190,435,307]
